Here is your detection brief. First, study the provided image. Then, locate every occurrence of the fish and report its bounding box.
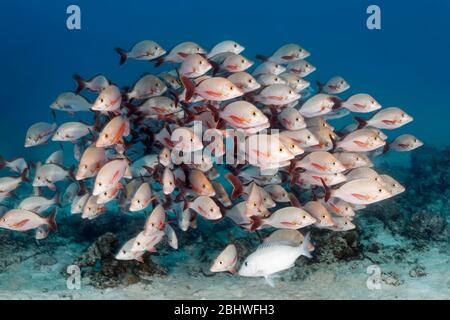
[321,217,355,232]
[76,146,106,180]
[18,193,60,214]
[320,198,355,217]
[131,229,165,253]
[115,237,145,263]
[188,196,222,220]
[334,152,373,170]
[211,53,253,73]
[252,61,286,76]
[127,74,168,102]
[62,181,79,205]
[238,232,312,285]
[210,244,238,274]
[323,178,392,205]
[388,134,423,152]
[155,41,205,67]
[35,226,49,240]
[280,129,320,148]
[72,74,110,94]
[81,195,105,220]
[91,85,122,113]
[303,201,335,228]
[25,122,57,147]
[227,72,261,93]
[33,164,70,191]
[129,182,153,212]
[380,174,405,196]
[277,107,306,130]
[279,72,310,92]
[353,107,413,130]
[286,60,316,77]
[0,157,28,174]
[207,40,245,58]
[165,224,178,249]
[263,184,289,202]
[188,170,215,197]
[212,181,232,207]
[298,94,338,118]
[256,43,310,64]
[341,94,381,113]
[52,122,93,142]
[93,158,130,196]
[294,151,345,174]
[317,76,350,94]
[251,206,316,230]
[96,183,123,205]
[50,92,91,114]
[45,150,64,165]
[180,76,243,102]
[0,169,29,194]
[257,74,286,86]
[220,101,268,129]
[70,193,89,214]
[96,116,130,148]
[143,204,167,234]
[254,84,301,106]
[0,209,57,232]
[115,40,166,65]
[337,128,386,152]
[345,167,382,182]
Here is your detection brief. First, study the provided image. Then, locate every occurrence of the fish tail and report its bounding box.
[46,208,58,232]
[183,106,198,123]
[255,54,269,62]
[21,168,31,183]
[154,57,165,68]
[249,215,264,231]
[354,116,367,130]
[224,173,243,200]
[179,74,195,102]
[299,232,312,258]
[53,191,62,208]
[382,142,390,155]
[72,74,86,94]
[320,178,332,202]
[330,96,343,110]
[316,80,324,93]
[0,155,6,169]
[123,102,140,117]
[114,47,128,66]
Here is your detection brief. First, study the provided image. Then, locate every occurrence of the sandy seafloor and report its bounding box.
[0,226,448,300]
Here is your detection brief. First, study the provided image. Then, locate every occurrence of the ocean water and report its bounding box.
[0,1,449,300]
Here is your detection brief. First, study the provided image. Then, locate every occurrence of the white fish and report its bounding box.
[0,157,28,174]
[0,209,57,232]
[210,244,238,273]
[238,232,312,285]
[115,237,145,263]
[227,72,261,93]
[25,122,57,147]
[208,40,244,58]
[18,193,59,214]
[52,122,92,142]
[286,60,316,77]
[389,134,423,152]
[73,74,110,94]
[115,40,166,65]
[45,150,64,165]
[165,224,178,249]
[50,92,91,113]
[93,158,130,196]
[342,94,381,113]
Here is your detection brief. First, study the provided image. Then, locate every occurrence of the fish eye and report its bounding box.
[100,98,104,103]
[340,80,344,84]
[219,261,223,264]
[98,183,102,186]
[345,207,349,211]
[344,221,348,225]
[169,181,173,185]
[291,144,295,148]
[401,113,405,117]
[299,48,303,52]
[154,46,158,50]
[334,173,338,176]
[279,148,283,152]
[104,134,109,138]
[190,138,193,142]
[137,242,141,246]
[252,111,257,116]
[392,183,396,187]
[295,118,299,121]
[305,63,309,67]
[253,202,257,207]
[322,215,326,219]
[104,192,107,196]
[199,60,203,65]
[356,157,360,161]
[374,137,378,141]
[209,208,214,212]
[137,200,140,203]
[302,215,306,219]
[307,135,311,139]
[202,184,206,189]
[196,47,200,51]
[241,59,245,63]
[234,44,237,48]
[248,79,253,83]
[229,86,234,90]
[156,83,159,87]
[122,250,126,254]
[414,139,417,142]
[378,188,382,193]
[245,262,248,266]
[84,164,88,169]
[332,162,336,165]
[289,90,292,94]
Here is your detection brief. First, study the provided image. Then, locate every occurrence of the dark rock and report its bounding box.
[381,271,404,286]
[409,265,427,278]
[313,230,362,263]
[403,211,448,241]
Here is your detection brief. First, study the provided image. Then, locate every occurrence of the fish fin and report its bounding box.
[224,173,243,200]
[210,60,221,76]
[288,192,302,208]
[136,256,144,264]
[51,110,57,122]
[299,232,313,258]
[48,183,57,192]
[264,275,275,287]
[53,191,62,208]
[255,54,269,62]
[330,96,343,110]
[229,268,237,274]
[72,74,85,94]
[320,178,331,202]
[354,116,367,130]
[154,57,165,68]
[382,143,390,155]
[183,106,198,123]
[123,102,139,116]
[330,134,337,153]
[250,215,264,231]
[114,47,128,66]
[0,155,6,170]
[46,208,58,232]
[179,74,195,102]
[21,168,31,183]
[316,80,324,93]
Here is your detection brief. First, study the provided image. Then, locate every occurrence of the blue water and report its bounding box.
[0,0,449,161]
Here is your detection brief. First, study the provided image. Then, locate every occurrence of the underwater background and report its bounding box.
[0,0,449,299]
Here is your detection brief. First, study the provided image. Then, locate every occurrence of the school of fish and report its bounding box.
[0,40,423,286]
